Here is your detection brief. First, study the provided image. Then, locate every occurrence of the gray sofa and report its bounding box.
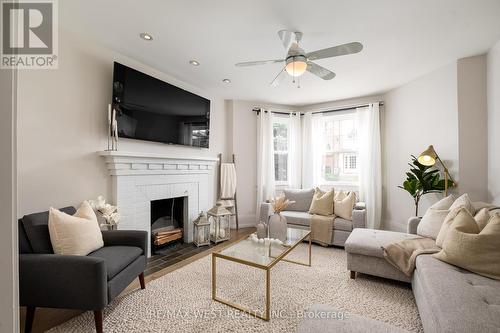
[260,188,366,246]
[345,217,500,332]
[19,206,148,333]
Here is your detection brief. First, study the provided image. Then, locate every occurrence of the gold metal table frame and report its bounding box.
[211,231,312,321]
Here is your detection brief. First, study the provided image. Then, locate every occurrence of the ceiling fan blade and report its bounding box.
[307,62,336,80]
[235,59,284,67]
[277,30,303,50]
[306,42,363,61]
[270,68,287,87]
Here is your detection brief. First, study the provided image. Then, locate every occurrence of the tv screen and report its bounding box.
[112,62,210,148]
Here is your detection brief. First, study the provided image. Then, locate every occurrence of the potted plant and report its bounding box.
[399,155,455,216]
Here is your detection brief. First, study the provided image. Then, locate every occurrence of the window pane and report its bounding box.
[274,153,288,182]
[323,153,339,181]
[320,113,359,183]
[273,122,288,151]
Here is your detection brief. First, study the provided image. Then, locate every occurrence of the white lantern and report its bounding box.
[193,212,210,247]
[208,202,231,244]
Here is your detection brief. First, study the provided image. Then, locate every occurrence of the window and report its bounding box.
[344,154,357,171]
[273,117,290,184]
[320,113,359,184]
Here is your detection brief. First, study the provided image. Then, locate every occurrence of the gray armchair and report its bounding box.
[18,206,147,333]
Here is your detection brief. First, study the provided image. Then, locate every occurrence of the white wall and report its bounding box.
[487,40,500,204]
[382,63,459,231]
[17,30,227,216]
[0,64,18,333]
[457,55,488,201]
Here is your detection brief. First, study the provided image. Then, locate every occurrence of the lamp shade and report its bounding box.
[418,145,437,166]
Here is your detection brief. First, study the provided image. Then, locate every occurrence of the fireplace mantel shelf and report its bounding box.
[99,151,218,177]
[98,150,219,162]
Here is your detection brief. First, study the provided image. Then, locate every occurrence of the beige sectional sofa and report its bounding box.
[345,217,500,332]
[259,188,366,246]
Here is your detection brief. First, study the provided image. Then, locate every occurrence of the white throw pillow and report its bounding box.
[417,209,450,239]
[416,195,455,239]
[48,201,104,255]
[429,195,456,210]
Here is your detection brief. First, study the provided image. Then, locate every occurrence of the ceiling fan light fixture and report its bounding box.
[285,57,307,77]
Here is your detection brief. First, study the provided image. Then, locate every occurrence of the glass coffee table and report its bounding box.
[211,227,311,321]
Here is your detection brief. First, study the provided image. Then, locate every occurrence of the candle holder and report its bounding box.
[208,202,231,244]
[193,212,210,247]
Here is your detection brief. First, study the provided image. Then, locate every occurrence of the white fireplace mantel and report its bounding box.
[99,151,218,257]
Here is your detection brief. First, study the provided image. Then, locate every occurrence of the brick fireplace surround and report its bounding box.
[99,151,218,257]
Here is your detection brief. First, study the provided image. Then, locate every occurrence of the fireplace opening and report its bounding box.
[150,197,186,255]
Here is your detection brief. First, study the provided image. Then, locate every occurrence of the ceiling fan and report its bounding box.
[235,30,363,87]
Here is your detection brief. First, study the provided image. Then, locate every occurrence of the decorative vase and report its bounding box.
[256,221,268,239]
[268,213,287,242]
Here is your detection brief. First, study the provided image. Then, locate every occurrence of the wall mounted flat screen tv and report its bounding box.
[112,62,210,148]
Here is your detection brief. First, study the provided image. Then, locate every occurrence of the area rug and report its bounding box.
[49,244,423,332]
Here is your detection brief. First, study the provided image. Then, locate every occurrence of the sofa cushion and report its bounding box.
[345,229,420,258]
[21,206,76,254]
[334,218,352,231]
[88,246,142,280]
[283,189,315,212]
[281,210,312,227]
[414,255,500,332]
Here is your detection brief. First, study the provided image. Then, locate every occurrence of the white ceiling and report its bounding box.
[60,0,500,106]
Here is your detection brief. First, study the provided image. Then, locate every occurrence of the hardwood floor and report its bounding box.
[19,227,254,333]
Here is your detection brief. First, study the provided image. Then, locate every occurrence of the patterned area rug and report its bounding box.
[49,244,423,332]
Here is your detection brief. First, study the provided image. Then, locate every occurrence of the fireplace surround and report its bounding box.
[99,151,218,257]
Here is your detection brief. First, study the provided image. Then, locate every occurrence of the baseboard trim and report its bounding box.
[232,214,257,229]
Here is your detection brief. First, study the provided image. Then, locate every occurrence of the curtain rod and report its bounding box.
[253,102,384,115]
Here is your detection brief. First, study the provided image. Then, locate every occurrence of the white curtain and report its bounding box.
[356,103,382,229]
[256,110,275,218]
[288,112,302,189]
[302,112,325,188]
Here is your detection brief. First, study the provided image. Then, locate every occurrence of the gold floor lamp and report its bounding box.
[417,145,455,196]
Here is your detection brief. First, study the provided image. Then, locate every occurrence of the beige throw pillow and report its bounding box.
[435,206,464,248]
[417,195,455,239]
[474,208,491,231]
[434,194,476,247]
[433,210,500,280]
[308,188,334,216]
[48,201,104,255]
[448,193,475,215]
[334,191,356,220]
